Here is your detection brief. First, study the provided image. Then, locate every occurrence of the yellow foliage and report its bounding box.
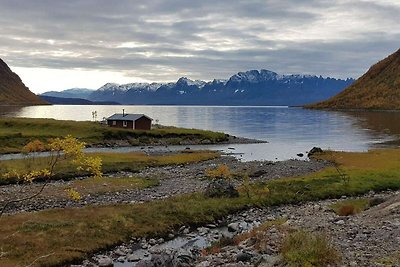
[23,139,46,153]
[2,135,103,202]
[78,156,103,179]
[64,188,81,201]
[206,164,231,180]
[48,135,86,158]
[21,169,51,183]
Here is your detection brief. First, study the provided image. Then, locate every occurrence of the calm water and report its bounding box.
[1,105,399,161]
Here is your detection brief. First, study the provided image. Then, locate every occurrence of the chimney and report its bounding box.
[123,109,125,117]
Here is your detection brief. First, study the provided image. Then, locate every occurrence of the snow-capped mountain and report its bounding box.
[43,69,354,106]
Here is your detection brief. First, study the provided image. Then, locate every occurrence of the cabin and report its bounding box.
[106,112,152,130]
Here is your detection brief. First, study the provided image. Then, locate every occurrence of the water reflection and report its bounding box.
[0,105,399,161]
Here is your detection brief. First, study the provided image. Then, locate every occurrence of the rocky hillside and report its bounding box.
[307,49,400,110]
[0,58,47,105]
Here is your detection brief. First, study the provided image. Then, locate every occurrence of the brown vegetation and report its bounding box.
[0,58,48,105]
[306,48,400,110]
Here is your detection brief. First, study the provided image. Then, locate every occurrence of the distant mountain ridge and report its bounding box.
[40,95,120,105]
[41,88,93,99]
[306,49,400,110]
[0,58,47,105]
[44,69,354,106]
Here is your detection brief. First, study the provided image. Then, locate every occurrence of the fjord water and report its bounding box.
[0,105,398,161]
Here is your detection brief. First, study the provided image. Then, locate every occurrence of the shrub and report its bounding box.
[329,198,370,216]
[282,230,341,267]
[337,204,356,216]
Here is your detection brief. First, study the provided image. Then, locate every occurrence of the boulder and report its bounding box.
[204,179,239,198]
[307,147,323,157]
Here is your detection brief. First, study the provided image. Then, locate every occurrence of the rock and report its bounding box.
[97,256,113,267]
[236,251,252,262]
[115,249,126,256]
[204,179,239,198]
[127,249,149,262]
[116,256,125,262]
[136,253,173,267]
[228,222,240,232]
[196,261,211,267]
[297,153,304,157]
[335,220,345,225]
[249,170,267,178]
[148,238,157,245]
[308,147,323,157]
[259,255,284,266]
[172,249,195,266]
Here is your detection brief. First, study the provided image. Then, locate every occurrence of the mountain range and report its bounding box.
[307,48,400,110]
[42,70,354,106]
[0,58,47,105]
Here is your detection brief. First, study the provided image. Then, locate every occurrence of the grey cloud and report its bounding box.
[0,0,399,84]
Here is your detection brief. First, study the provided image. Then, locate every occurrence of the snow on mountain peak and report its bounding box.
[98,83,120,91]
[230,69,278,83]
[177,77,206,88]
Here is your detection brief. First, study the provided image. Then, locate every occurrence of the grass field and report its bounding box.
[0,118,229,153]
[0,150,220,184]
[1,148,400,266]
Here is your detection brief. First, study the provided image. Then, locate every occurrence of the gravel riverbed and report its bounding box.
[0,155,328,215]
[78,190,400,267]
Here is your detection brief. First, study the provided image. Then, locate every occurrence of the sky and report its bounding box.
[1,0,399,93]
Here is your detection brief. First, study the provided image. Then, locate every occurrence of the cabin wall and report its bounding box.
[107,120,134,129]
[134,117,152,130]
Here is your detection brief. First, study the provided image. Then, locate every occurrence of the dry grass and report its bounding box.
[329,198,370,216]
[282,230,341,267]
[0,150,219,184]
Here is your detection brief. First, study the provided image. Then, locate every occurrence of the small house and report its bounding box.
[106,111,152,130]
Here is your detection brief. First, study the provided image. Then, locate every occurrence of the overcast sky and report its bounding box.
[1,0,399,93]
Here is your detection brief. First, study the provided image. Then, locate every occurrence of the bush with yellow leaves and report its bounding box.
[0,135,102,216]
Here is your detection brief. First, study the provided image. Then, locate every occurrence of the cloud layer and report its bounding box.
[1,0,399,91]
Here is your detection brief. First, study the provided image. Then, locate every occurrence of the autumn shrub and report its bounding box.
[0,135,102,216]
[337,204,356,216]
[206,164,231,181]
[282,230,341,267]
[329,198,370,216]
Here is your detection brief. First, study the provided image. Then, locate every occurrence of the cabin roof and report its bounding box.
[106,113,152,121]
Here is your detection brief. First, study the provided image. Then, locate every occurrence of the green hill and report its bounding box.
[0,58,48,105]
[306,49,400,110]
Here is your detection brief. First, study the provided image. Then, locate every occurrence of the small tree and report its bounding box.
[0,135,102,217]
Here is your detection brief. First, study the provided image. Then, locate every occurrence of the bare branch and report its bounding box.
[25,252,55,267]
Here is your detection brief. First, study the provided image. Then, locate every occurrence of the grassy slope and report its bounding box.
[0,58,48,105]
[306,48,400,110]
[0,117,228,153]
[2,149,400,266]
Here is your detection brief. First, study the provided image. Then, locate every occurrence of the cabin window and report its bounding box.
[112,121,116,126]
[123,121,128,127]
